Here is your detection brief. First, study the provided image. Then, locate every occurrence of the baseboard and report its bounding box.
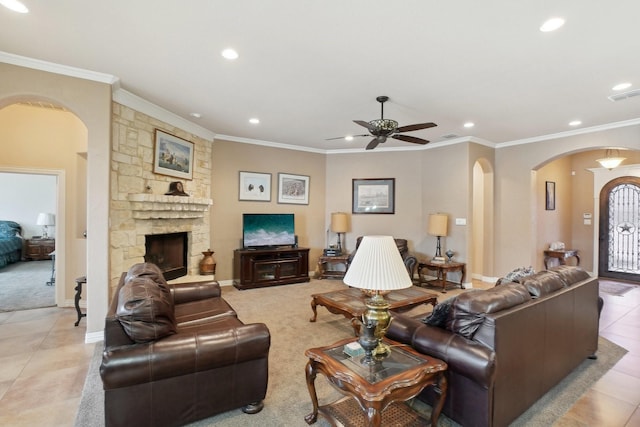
[85,330,104,344]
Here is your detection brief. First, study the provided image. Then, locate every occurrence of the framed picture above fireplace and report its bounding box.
[153,129,195,180]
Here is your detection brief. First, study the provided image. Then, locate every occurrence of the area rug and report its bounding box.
[0,260,55,311]
[599,280,638,296]
[75,280,627,427]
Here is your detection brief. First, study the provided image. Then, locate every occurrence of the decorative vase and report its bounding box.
[445,249,454,262]
[199,249,216,276]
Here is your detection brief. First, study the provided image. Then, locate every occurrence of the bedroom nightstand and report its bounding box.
[25,238,55,261]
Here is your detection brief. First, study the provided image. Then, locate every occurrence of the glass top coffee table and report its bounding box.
[304,337,448,427]
[309,287,438,335]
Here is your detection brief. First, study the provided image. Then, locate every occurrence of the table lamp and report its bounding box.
[343,235,412,362]
[36,213,55,239]
[427,213,448,261]
[330,212,349,254]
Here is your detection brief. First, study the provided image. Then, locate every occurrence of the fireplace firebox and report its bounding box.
[144,232,188,280]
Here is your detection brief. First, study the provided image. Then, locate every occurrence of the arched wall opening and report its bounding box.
[472,158,494,280]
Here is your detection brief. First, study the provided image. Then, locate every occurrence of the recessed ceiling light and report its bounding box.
[0,0,29,13]
[612,82,632,91]
[569,120,582,126]
[463,122,474,128]
[189,112,202,119]
[345,135,354,141]
[540,17,565,32]
[249,118,260,124]
[221,48,239,60]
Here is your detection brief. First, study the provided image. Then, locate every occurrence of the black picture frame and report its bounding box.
[545,181,556,210]
[352,178,395,214]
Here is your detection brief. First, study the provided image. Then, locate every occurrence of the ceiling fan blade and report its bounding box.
[396,122,437,133]
[325,134,369,141]
[354,120,377,132]
[366,136,386,150]
[392,134,430,145]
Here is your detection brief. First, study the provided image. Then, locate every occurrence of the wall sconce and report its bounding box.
[596,149,626,170]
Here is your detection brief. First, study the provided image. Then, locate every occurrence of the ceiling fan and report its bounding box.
[329,96,437,150]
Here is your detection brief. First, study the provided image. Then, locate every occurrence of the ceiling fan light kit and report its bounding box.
[350,95,438,150]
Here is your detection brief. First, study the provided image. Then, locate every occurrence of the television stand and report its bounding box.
[233,247,310,290]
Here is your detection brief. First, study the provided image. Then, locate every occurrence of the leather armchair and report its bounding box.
[349,236,418,279]
[100,263,271,427]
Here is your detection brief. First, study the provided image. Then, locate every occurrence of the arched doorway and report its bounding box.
[472,158,494,280]
[598,176,640,282]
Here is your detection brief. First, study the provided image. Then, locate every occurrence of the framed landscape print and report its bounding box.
[239,171,272,201]
[153,129,195,180]
[352,178,395,214]
[278,173,310,205]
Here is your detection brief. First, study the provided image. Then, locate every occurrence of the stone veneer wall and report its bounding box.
[110,102,213,290]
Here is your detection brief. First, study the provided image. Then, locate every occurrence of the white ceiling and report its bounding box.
[1,1,639,151]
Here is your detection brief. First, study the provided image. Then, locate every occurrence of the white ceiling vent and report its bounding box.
[608,89,640,102]
[442,133,459,139]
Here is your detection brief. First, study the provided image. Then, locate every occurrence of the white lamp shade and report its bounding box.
[330,212,349,233]
[343,235,412,291]
[36,213,55,226]
[427,213,448,237]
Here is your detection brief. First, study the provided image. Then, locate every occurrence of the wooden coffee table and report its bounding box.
[304,337,448,427]
[309,286,438,336]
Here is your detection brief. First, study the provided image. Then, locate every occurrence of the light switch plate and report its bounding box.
[455,218,467,225]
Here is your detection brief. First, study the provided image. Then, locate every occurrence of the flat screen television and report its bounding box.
[242,213,296,249]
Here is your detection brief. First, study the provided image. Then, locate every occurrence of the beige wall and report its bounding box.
[0,62,111,337]
[0,104,88,301]
[495,124,640,276]
[211,139,326,281]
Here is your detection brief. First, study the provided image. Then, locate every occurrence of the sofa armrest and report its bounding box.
[171,280,221,304]
[101,322,270,389]
[412,325,496,388]
[387,313,424,344]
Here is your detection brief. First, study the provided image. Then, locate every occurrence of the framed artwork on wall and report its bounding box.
[352,178,395,214]
[153,129,195,180]
[239,171,272,201]
[278,173,310,205]
[546,181,556,210]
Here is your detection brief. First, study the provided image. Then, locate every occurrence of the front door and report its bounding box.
[598,176,640,281]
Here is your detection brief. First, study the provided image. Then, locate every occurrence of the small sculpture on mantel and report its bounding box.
[165,181,189,196]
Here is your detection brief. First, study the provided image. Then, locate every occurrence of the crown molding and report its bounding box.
[498,118,640,148]
[113,89,216,141]
[0,50,118,84]
[215,134,327,154]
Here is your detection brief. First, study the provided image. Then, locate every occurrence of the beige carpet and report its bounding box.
[75,279,627,427]
[0,260,55,311]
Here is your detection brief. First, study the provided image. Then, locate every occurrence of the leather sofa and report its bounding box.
[386,265,600,427]
[100,263,271,427]
[350,236,418,279]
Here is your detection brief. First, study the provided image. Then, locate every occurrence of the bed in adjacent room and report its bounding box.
[0,221,23,270]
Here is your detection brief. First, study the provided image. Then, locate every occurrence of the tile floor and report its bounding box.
[0,280,638,426]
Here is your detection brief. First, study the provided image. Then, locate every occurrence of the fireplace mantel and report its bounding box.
[128,193,213,219]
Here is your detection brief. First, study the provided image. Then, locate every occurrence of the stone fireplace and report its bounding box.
[110,102,213,290]
[144,232,188,280]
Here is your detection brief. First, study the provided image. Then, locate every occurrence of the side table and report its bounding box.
[543,249,580,269]
[316,254,350,280]
[74,276,87,327]
[417,261,466,293]
[304,337,447,427]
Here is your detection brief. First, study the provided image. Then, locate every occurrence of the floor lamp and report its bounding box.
[427,213,448,261]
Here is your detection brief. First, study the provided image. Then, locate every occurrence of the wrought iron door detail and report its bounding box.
[607,183,640,274]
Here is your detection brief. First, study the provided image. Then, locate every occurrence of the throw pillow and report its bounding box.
[116,276,177,343]
[500,266,536,284]
[422,298,454,328]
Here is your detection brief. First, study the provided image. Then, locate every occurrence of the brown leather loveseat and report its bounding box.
[100,263,271,427]
[387,265,600,427]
